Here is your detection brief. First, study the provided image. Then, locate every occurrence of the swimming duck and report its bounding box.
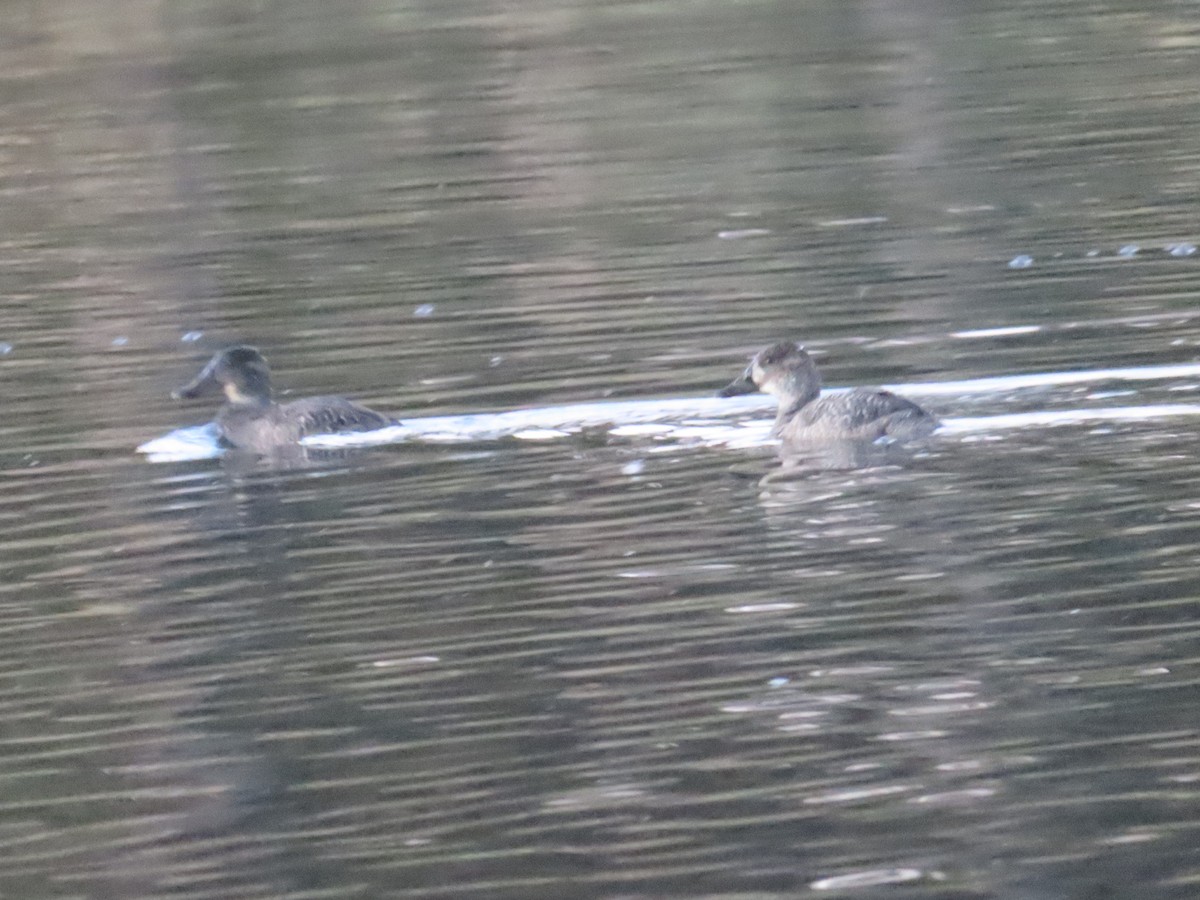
[719,341,938,444]
[172,346,395,453]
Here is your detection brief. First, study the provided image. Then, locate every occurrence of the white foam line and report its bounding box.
[140,362,1200,458]
[939,404,1200,433]
[136,424,223,461]
[302,396,773,447]
[952,325,1042,339]
[302,402,1200,451]
[142,400,1200,461]
[304,363,1200,448]
[887,363,1200,397]
[640,406,1200,447]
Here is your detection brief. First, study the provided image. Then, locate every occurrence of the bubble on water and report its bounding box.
[1007,255,1033,269]
[768,677,790,688]
[1118,244,1139,258]
[1086,249,1100,257]
[111,336,129,346]
[413,304,435,318]
[181,330,204,343]
[1166,242,1196,257]
[717,228,772,239]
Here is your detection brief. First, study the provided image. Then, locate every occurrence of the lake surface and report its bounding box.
[3,1,1200,897]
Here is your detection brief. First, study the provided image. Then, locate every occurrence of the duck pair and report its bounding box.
[172,341,936,454]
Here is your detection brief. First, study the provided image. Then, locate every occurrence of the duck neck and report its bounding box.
[773,370,821,426]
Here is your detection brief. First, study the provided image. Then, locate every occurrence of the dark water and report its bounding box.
[4,1,1200,897]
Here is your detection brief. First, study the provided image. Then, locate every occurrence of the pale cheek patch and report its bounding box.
[753,366,780,396]
[224,383,252,403]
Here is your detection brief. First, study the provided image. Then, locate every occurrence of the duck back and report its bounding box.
[217,397,392,453]
[279,396,394,434]
[783,388,938,443]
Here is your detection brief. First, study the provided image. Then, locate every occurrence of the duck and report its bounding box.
[171,345,395,454]
[718,341,938,445]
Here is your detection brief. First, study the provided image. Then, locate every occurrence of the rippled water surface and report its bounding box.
[4,2,1200,897]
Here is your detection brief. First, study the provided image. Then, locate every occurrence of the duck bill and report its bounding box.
[171,357,221,400]
[718,367,758,397]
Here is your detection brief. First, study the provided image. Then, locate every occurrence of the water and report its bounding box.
[3,1,1200,897]
[138,362,1200,459]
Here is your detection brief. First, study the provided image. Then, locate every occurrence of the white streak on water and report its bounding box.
[937,405,1200,434]
[952,325,1042,339]
[894,363,1200,396]
[137,424,223,462]
[135,362,1200,462]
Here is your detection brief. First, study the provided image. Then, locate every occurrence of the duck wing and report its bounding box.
[801,389,937,440]
[279,396,395,436]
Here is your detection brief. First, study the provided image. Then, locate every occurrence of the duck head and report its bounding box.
[172,346,274,406]
[718,341,821,409]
